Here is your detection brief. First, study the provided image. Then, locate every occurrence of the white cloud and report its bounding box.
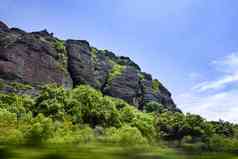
[193,52,238,92]
[176,90,238,123]
[193,74,238,92]
[212,53,238,73]
[176,52,238,123]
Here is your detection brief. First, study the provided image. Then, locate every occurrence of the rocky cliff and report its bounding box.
[0,21,179,111]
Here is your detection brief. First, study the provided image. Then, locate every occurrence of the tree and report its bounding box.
[210,120,234,137]
[157,111,187,145]
[144,101,167,113]
[34,84,68,120]
[71,85,121,127]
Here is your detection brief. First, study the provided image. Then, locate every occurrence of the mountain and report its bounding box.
[0,21,179,112]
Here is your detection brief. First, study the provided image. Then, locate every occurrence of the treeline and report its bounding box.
[0,84,238,153]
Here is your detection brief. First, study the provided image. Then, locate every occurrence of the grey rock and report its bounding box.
[0,21,9,31]
[0,21,179,112]
[0,25,73,93]
[103,66,141,106]
[66,40,98,88]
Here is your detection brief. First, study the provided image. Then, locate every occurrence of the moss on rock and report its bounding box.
[54,39,68,72]
[108,61,125,83]
[91,47,97,65]
[10,82,33,90]
[152,79,160,94]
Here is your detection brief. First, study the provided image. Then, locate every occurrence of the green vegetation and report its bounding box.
[91,47,98,65]
[0,81,5,89]
[10,82,33,90]
[144,101,168,113]
[152,79,160,93]
[138,73,145,81]
[0,84,238,158]
[108,61,126,82]
[54,39,68,71]
[54,39,66,54]
[1,145,238,159]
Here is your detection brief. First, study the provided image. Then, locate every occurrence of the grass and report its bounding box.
[1,144,238,159]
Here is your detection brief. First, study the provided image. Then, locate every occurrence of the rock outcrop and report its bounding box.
[0,21,179,111]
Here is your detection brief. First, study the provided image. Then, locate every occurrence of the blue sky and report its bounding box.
[1,0,238,122]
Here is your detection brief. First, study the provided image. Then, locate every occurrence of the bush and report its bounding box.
[131,112,157,142]
[152,79,160,93]
[34,85,67,120]
[24,114,54,145]
[144,102,167,113]
[48,125,95,144]
[210,120,235,137]
[120,106,137,123]
[0,108,23,144]
[157,111,187,143]
[71,85,121,127]
[0,83,237,153]
[0,93,34,116]
[108,62,125,82]
[120,105,157,142]
[100,125,148,145]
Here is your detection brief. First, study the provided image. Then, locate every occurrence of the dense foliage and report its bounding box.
[0,84,238,154]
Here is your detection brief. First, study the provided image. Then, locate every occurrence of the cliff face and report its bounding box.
[0,21,179,111]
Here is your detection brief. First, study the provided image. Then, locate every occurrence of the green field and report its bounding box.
[1,145,238,159]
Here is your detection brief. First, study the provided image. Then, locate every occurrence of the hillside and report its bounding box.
[1,21,238,159]
[0,21,179,112]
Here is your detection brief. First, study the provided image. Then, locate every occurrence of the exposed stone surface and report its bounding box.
[0,20,179,111]
[0,21,72,94]
[66,40,98,88]
[0,21,9,31]
[103,66,141,107]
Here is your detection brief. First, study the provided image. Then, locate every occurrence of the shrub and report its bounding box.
[10,82,32,90]
[0,93,34,116]
[34,85,67,120]
[24,114,54,145]
[120,106,157,142]
[0,108,23,144]
[71,85,121,127]
[100,125,148,145]
[120,106,137,123]
[0,83,237,153]
[210,120,235,137]
[156,111,190,146]
[91,47,97,64]
[48,125,95,144]
[131,112,157,142]
[144,102,167,113]
[152,79,160,93]
[108,61,125,82]
[111,98,129,110]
